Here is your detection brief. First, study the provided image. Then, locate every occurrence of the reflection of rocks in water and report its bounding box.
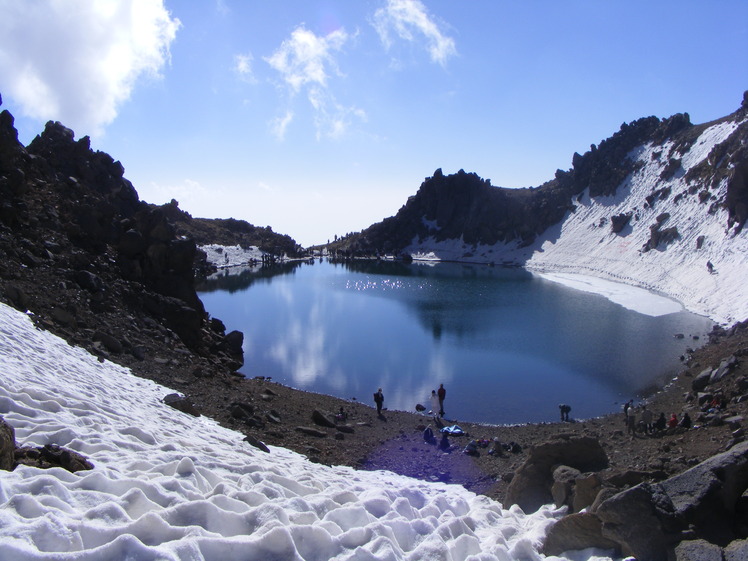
[196,260,309,293]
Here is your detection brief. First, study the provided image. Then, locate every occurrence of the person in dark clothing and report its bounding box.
[437,384,446,417]
[373,388,384,415]
[559,404,571,422]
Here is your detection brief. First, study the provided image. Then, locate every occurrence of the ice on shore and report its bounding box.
[0,302,615,560]
[535,272,683,317]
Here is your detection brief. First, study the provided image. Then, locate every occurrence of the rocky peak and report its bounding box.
[333,94,748,260]
[0,98,243,378]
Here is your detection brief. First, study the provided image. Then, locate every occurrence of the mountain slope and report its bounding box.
[335,93,748,324]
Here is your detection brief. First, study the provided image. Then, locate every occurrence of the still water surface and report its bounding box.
[197,260,713,425]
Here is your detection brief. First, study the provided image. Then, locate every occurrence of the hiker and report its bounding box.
[488,437,504,456]
[654,412,667,431]
[626,404,636,435]
[430,390,439,416]
[423,426,436,444]
[668,413,678,429]
[463,440,479,456]
[373,388,384,415]
[437,384,446,417]
[679,412,692,429]
[640,405,653,433]
[623,399,633,424]
[559,404,571,422]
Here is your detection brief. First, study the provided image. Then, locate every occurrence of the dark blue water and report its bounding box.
[197,260,713,425]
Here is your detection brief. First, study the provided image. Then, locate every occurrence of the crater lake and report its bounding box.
[197,259,713,425]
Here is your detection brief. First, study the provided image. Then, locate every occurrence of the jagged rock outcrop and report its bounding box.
[0,96,247,375]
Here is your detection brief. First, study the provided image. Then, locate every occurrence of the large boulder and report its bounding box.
[542,512,620,557]
[312,409,337,428]
[725,538,748,561]
[505,436,608,513]
[594,440,748,560]
[163,393,200,417]
[595,482,679,560]
[673,539,724,561]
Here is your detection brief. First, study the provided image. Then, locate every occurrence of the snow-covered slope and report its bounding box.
[524,118,747,325]
[405,116,748,325]
[0,301,612,561]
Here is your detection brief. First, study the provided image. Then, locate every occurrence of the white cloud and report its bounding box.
[265,26,349,93]
[373,0,456,66]
[234,53,256,83]
[0,0,180,137]
[270,110,294,141]
[265,25,364,140]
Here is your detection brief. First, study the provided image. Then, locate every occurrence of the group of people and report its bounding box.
[430,384,446,417]
[374,383,448,419]
[623,399,692,435]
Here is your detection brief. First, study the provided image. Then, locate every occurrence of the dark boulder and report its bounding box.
[0,417,15,471]
[163,393,200,417]
[15,444,93,473]
[230,402,255,421]
[312,409,337,428]
[74,270,103,292]
[243,434,270,453]
[673,539,724,561]
[93,331,123,354]
[693,368,714,392]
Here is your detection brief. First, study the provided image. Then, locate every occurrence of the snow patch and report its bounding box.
[200,244,266,269]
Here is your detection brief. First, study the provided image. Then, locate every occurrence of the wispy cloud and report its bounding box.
[265,26,349,92]
[0,0,180,137]
[373,0,456,67]
[270,110,294,141]
[264,25,365,140]
[233,53,256,83]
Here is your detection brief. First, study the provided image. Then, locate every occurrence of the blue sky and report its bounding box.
[1,1,746,246]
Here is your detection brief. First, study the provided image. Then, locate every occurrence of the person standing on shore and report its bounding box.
[430,390,439,416]
[373,388,384,416]
[623,399,633,425]
[626,404,636,436]
[437,384,446,417]
[641,405,653,433]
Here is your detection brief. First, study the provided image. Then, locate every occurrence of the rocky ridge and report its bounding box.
[330,92,748,263]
